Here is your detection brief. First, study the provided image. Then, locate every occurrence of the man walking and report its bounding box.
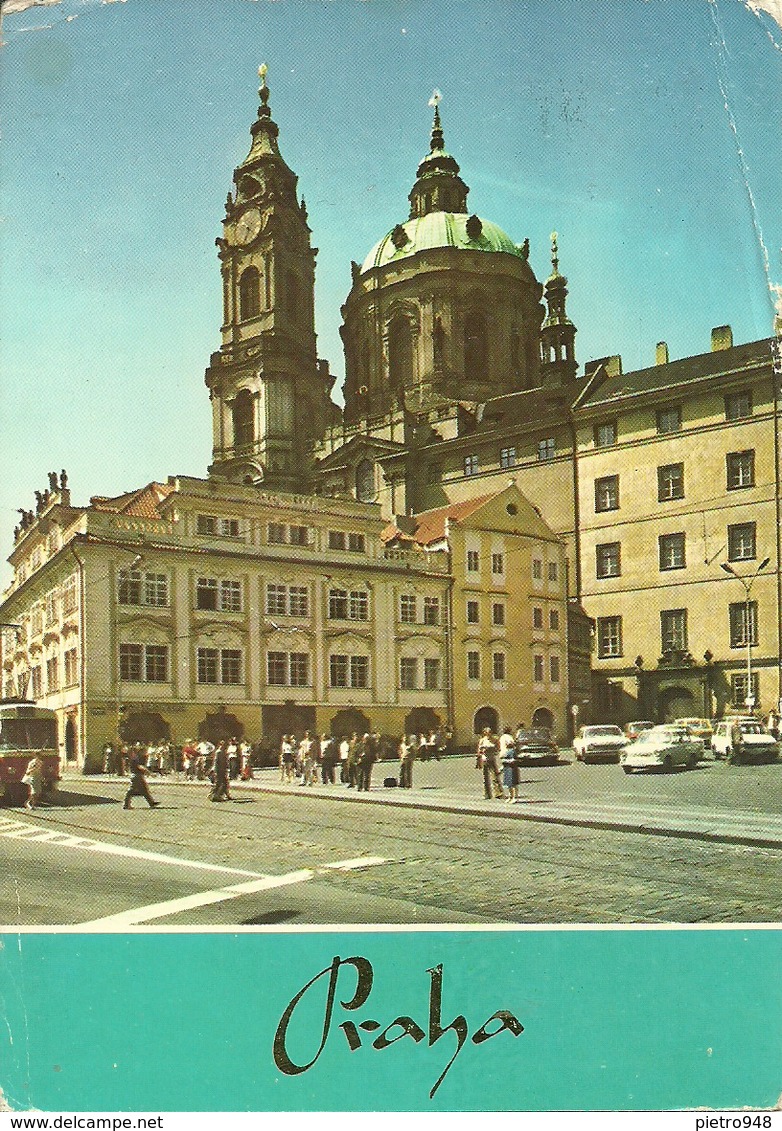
[210,741,232,801]
[123,747,160,809]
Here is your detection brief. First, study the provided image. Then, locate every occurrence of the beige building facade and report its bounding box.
[1,475,566,769]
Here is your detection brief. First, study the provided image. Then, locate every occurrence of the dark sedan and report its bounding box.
[515,727,560,766]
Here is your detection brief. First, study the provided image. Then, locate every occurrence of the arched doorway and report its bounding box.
[404,707,442,737]
[198,710,244,744]
[473,705,499,735]
[658,687,695,723]
[262,703,316,743]
[121,711,171,745]
[329,708,371,738]
[531,707,554,730]
[64,715,77,761]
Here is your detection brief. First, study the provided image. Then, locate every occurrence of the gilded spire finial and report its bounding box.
[428,88,444,151]
[258,63,270,112]
[550,230,560,275]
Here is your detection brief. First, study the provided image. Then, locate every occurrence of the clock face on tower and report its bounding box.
[233,209,261,245]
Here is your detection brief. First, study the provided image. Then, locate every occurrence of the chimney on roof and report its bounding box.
[711,325,733,352]
[584,355,623,380]
[655,341,669,366]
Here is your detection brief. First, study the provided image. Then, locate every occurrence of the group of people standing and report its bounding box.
[279,731,380,791]
[278,729,450,792]
[476,725,530,802]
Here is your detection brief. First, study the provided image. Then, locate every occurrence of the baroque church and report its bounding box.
[207,72,577,512]
[205,69,780,727]
[2,69,779,768]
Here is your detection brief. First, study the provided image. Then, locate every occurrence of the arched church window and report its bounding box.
[388,317,415,391]
[464,312,488,376]
[233,389,254,449]
[239,266,260,321]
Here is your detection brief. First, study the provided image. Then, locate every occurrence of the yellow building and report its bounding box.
[383,483,570,741]
[0,475,565,768]
[573,330,781,722]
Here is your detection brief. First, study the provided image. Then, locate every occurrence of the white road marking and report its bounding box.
[78,856,390,928]
[0,815,263,878]
[321,855,388,871]
[80,869,315,928]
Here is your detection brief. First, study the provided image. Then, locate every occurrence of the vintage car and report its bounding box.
[620,724,704,774]
[711,719,780,764]
[674,717,714,750]
[624,720,655,741]
[573,725,627,764]
[514,727,559,766]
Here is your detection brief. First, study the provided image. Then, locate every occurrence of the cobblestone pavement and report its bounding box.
[1,757,780,925]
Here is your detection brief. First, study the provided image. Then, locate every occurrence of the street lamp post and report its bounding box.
[720,557,770,711]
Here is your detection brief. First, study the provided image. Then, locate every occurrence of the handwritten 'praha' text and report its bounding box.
[273,955,524,1098]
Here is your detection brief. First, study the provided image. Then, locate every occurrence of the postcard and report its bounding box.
[0,0,780,1116]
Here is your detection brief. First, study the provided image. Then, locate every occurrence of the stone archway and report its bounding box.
[121,711,171,745]
[531,707,554,730]
[262,703,316,744]
[473,705,499,735]
[403,707,442,737]
[198,709,244,745]
[329,708,371,738]
[658,686,695,723]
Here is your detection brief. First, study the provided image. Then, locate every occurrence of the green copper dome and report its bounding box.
[360,211,526,275]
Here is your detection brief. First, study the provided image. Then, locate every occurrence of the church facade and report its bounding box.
[203,72,780,727]
[2,71,781,769]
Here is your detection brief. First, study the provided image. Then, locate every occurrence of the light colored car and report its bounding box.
[573,725,627,763]
[625,720,655,741]
[674,717,713,749]
[711,719,780,764]
[621,725,704,774]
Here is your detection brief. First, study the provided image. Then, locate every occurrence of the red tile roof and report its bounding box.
[382,492,495,547]
[89,482,173,519]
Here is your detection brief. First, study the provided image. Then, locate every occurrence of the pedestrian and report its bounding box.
[477,727,505,799]
[499,726,519,803]
[280,734,296,783]
[399,734,415,789]
[196,737,214,779]
[210,741,232,801]
[357,733,377,791]
[347,732,361,788]
[299,731,318,785]
[102,742,115,775]
[21,754,44,810]
[339,735,350,782]
[320,734,337,784]
[123,747,160,809]
[239,739,253,780]
[227,737,239,780]
[182,739,197,780]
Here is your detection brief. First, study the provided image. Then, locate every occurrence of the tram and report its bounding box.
[0,699,61,805]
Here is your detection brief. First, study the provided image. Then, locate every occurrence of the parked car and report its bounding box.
[573,725,627,763]
[711,719,780,764]
[625,720,655,741]
[674,717,713,750]
[620,724,704,774]
[514,727,559,766]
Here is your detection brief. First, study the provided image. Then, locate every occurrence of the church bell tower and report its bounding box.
[205,66,333,490]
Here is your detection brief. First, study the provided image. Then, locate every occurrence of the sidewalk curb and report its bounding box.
[75,775,782,852]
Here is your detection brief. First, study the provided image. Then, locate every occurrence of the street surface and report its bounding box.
[1,754,782,926]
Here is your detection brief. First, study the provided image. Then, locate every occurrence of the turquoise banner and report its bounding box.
[0,931,779,1112]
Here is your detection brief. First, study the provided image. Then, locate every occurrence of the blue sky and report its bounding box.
[1,0,780,576]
